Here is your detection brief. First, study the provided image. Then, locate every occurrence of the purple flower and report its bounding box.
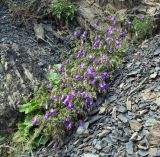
[63,96,72,105]
[99,82,108,90]
[48,83,52,88]
[120,29,126,37]
[105,37,111,43]
[80,63,85,69]
[66,122,72,130]
[80,92,86,98]
[59,66,64,73]
[109,17,116,25]
[52,142,58,149]
[106,27,113,36]
[75,75,81,81]
[93,40,100,48]
[95,21,99,27]
[140,16,145,22]
[44,112,50,120]
[91,79,97,86]
[50,108,56,116]
[82,31,87,38]
[73,31,79,38]
[101,72,109,79]
[16,100,20,106]
[71,92,76,98]
[109,47,113,53]
[67,103,74,110]
[32,115,38,126]
[127,21,132,27]
[115,38,121,47]
[51,95,58,101]
[101,55,107,62]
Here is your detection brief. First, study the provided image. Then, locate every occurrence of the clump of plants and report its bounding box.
[131,16,154,41]
[49,0,77,24]
[13,16,148,155]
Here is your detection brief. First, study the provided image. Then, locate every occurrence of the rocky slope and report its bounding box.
[76,0,160,32]
[0,3,68,136]
[36,35,160,157]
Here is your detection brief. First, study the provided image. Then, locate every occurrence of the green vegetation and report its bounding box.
[49,0,78,24]
[132,16,154,40]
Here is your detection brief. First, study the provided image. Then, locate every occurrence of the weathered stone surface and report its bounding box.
[0,4,67,136]
[130,120,142,131]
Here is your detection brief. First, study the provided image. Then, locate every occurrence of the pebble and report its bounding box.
[126,141,133,155]
[130,120,142,131]
[117,114,128,123]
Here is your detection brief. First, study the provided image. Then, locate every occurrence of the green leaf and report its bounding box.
[18,101,38,114]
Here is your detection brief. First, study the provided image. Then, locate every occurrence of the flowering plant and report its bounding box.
[13,17,131,154]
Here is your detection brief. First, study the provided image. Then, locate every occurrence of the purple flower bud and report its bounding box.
[32,115,38,126]
[127,21,132,27]
[101,55,107,62]
[52,142,58,149]
[71,92,76,98]
[82,31,87,38]
[99,82,108,90]
[48,83,52,88]
[44,112,50,120]
[120,29,126,37]
[101,72,109,79]
[93,40,100,48]
[110,17,116,25]
[51,95,58,101]
[81,92,86,98]
[91,79,97,86]
[16,100,20,106]
[105,37,111,43]
[73,31,79,38]
[115,39,121,47]
[63,96,72,106]
[75,75,81,81]
[67,103,74,110]
[109,47,113,53]
[59,66,64,73]
[80,63,85,69]
[95,22,99,27]
[106,27,113,36]
[67,122,72,130]
[140,16,145,22]
[50,108,56,116]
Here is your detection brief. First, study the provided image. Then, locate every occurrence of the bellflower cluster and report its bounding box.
[16,15,136,151]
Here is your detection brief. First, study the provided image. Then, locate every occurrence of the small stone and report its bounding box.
[138,150,149,156]
[99,107,106,114]
[83,153,99,157]
[126,99,132,111]
[126,141,133,155]
[127,70,140,76]
[94,141,102,150]
[34,23,45,42]
[145,118,156,127]
[130,120,142,131]
[116,105,127,113]
[130,132,138,141]
[98,130,111,138]
[89,116,102,125]
[150,73,157,79]
[108,95,117,103]
[154,48,160,56]
[117,114,128,123]
[76,122,90,136]
[149,148,160,157]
